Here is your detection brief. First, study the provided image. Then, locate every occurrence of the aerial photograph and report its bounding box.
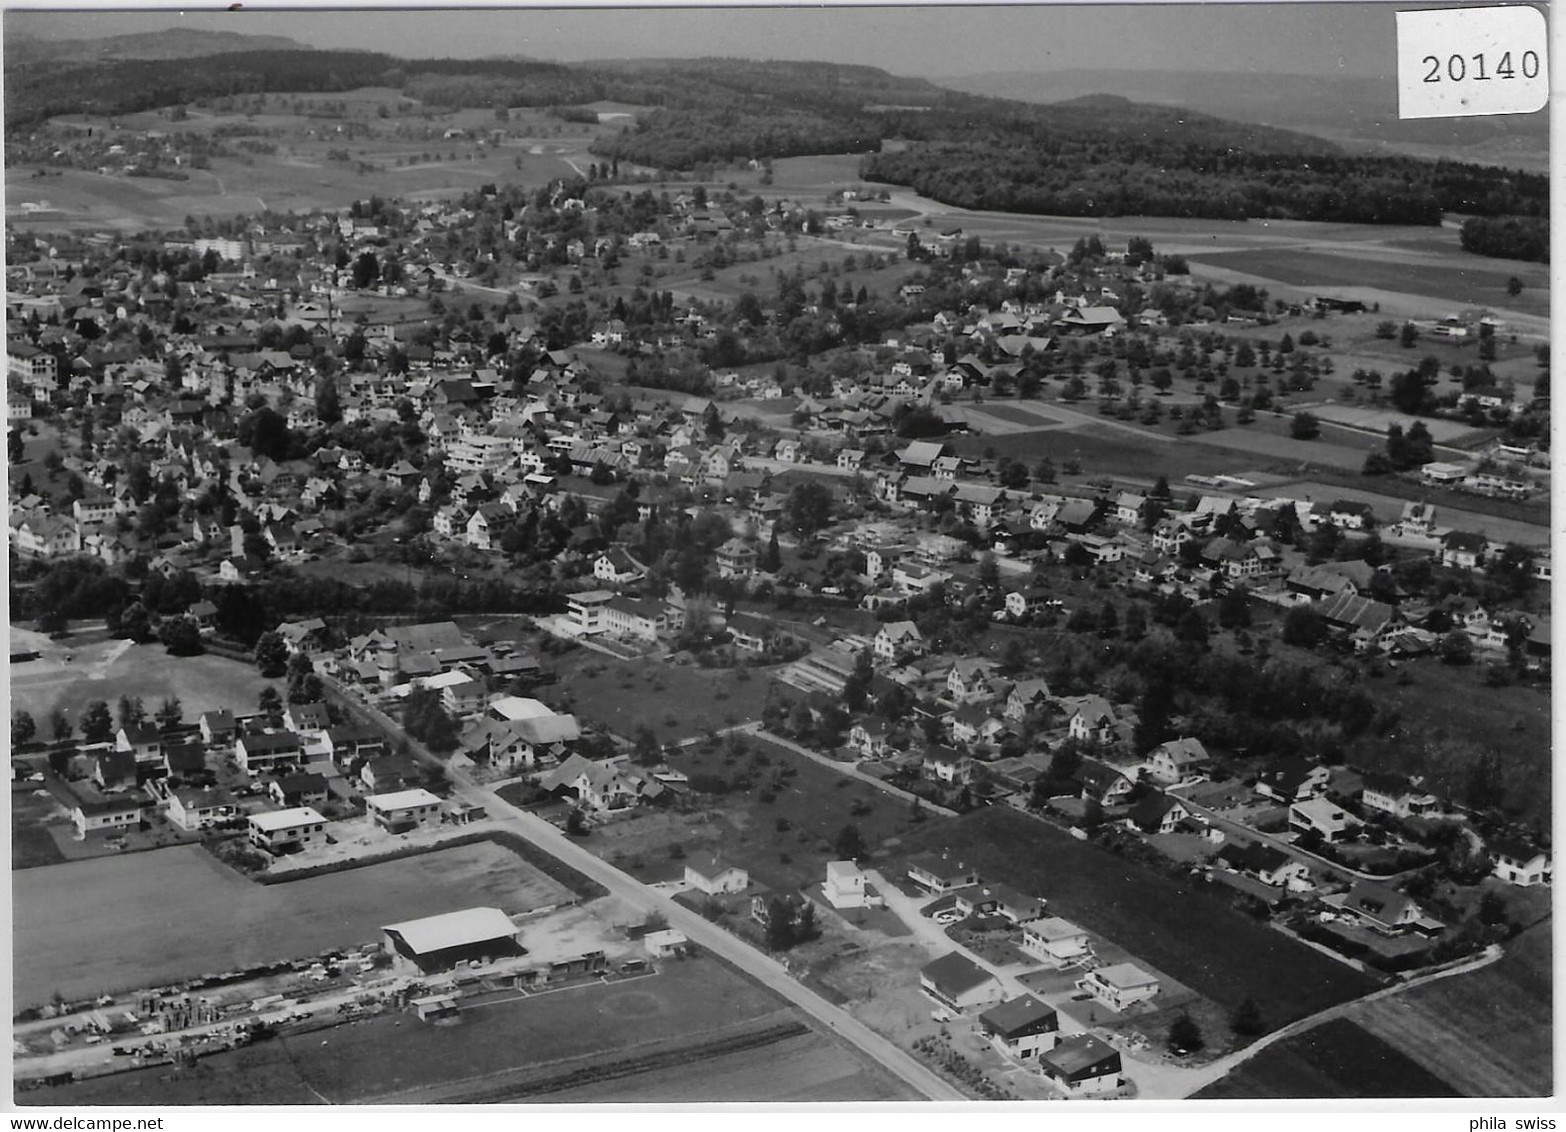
[5,1,1551,1109]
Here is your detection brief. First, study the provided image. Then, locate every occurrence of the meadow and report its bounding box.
[13,839,572,1005]
[1193,1017,1462,1099]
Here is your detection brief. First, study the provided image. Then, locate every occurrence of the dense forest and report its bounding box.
[1459,214,1550,263]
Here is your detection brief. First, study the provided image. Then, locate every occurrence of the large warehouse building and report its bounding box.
[381,907,524,974]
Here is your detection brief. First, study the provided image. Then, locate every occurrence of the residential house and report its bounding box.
[1290,795,1360,842]
[366,788,444,833]
[1441,530,1489,571]
[906,851,979,893]
[234,731,304,776]
[199,710,237,746]
[1358,773,1440,819]
[919,952,1005,1013]
[1489,838,1551,887]
[874,621,925,663]
[1215,840,1312,890]
[1075,758,1134,807]
[684,853,750,895]
[1337,880,1436,935]
[978,995,1060,1062]
[823,859,882,909]
[537,753,663,813]
[715,538,757,579]
[921,744,975,786]
[1077,962,1160,1011]
[1038,1034,1123,1096]
[1021,916,1092,967]
[1005,678,1052,721]
[592,548,647,586]
[267,771,330,809]
[115,725,165,765]
[1066,696,1118,745]
[1145,737,1209,785]
[166,786,237,831]
[1253,758,1330,803]
[248,806,329,853]
[359,755,422,794]
[946,658,1002,704]
[1128,792,1192,836]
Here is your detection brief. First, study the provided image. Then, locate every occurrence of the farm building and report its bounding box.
[381,907,523,974]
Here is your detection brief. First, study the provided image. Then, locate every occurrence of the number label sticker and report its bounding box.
[1397,6,1549,118]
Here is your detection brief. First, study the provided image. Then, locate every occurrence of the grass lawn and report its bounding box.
[9,640,277,731]
[1340,920,1552,1097]
[14,840,572,1006]
[549,654,777,743]
[904,807,1380,1027]
[1193,1017,1463,1099]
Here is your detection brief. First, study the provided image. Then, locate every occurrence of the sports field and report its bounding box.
[14,840,573,1005]
[9,637,277,732]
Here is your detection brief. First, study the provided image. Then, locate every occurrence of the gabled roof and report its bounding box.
[920,951,996,997]
[978,994,1057,1038]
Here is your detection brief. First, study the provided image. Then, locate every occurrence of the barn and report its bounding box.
[381,907,523,974]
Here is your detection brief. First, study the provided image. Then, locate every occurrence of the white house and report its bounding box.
[823,859,882,909]
[919,952,1005,1013]
[366,788,444,833]
[1490,838,1551,887]
[684,853,750,895]
[1077,962,1160,1011]
[248,806,329,853]
[978,995,1060,1062]
[1021,916,1091,967]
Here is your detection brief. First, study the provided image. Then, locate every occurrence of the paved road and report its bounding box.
[745,725,959,818]
[327,677,965,1101]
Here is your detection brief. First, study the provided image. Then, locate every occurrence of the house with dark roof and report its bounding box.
[1037,1033,1122,1095]
[906,851,979,893]
[1127,792,1191,835]
[1074,758,1134,807]
[1358,772,1440,819]
[1337,880,1439,935]
[978,994,1060,1061]
[919,952,1005,1013]
[1215,840,1311,890]
[1489,838,1551,887]
[1253,758,1330,803]
[1145,737,1209,785]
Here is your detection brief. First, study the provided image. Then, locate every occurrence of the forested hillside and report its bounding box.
[5,45,1548,250]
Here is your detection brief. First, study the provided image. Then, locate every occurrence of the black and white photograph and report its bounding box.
[4,1,1552,1110]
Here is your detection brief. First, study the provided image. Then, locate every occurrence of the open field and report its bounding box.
[1193,1017,1462,1099]
[1187,248,1550,319]
[659,233,922,306]
[9,638,276,731]
[549,653,776,743]
[906,807,1380,1026]
[14,840,572,1006]
[1342,920,1552,1097]
[540,1028,917,1102]
[593,733,941,891]
[1302,403,1485,444]
[12,95,612,229]
[949,424,1256,484]
[30,956,908,1105]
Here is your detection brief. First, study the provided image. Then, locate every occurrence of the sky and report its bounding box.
[6,3,1414,78]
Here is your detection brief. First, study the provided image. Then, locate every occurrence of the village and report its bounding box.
[7,154,1553,1103]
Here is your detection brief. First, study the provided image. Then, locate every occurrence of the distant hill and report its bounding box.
[4,28,308,65]
[937,69,1549,168]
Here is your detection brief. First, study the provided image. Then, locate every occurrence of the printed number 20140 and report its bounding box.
[1423,51,1540,82]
